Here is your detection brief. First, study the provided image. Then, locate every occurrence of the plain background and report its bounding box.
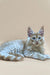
[0,0,50,75]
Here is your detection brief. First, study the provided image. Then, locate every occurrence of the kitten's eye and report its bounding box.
[32,37,36,40]
[38,37,41,40]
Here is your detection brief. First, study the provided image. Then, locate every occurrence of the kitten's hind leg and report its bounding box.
[0,52,16,61]
[0,51,24,61]
[15,53,24,61]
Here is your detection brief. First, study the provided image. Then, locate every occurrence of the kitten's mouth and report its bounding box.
[36,42,38,45]
[33,42,39,46]
[35,42,39,46]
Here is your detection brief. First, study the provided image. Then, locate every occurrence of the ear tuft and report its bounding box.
[27,27,34,37]
[39,26,44,36]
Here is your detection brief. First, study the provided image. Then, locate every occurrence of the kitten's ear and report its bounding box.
[39,26,44,36]
[27,27,34,37]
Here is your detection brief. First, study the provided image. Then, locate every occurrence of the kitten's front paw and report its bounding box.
[40,55,50,61]
[45,55,50,59]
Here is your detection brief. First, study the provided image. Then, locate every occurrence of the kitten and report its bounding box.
[0,26,50,61]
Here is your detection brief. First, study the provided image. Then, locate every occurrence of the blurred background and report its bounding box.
[0,0,49,40]
[0,0,50,75]
[0,0,50,51]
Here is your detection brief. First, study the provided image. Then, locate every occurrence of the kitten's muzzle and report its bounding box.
[36,41,38,45]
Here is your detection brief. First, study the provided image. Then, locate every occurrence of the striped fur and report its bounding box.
[0,26,50,61]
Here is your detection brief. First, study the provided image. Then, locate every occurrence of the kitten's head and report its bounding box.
[27,26,44,47]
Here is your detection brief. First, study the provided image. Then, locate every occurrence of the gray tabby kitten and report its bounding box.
[0,26,50,61]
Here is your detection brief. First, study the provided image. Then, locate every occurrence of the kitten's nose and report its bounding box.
[36,41,38,45]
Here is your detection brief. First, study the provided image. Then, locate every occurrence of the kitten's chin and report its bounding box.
[35,44,39,47]
[35,43,43,47]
